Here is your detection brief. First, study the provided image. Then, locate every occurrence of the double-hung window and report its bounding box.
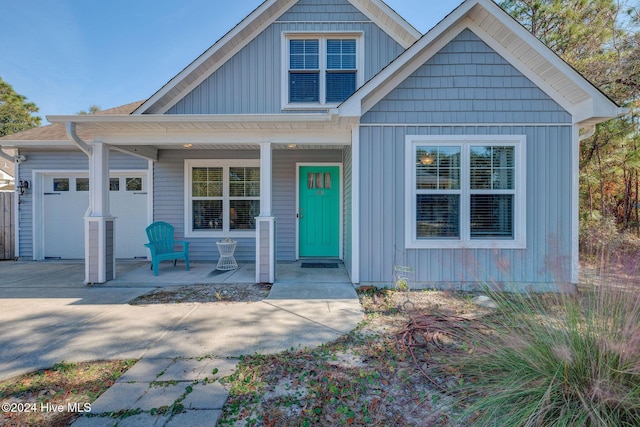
[405,136,526,249]
[285,34,361,107]
[289,39,320,103]
[185,159,260,237]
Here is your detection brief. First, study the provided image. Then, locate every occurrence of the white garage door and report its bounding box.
[43,174,148,259]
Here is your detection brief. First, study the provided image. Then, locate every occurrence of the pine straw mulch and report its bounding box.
[217,287,495,426]
[128,283,272,305]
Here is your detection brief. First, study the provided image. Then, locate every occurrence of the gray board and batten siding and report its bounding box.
[358,29,574,288]
[154,149,345,263]
[362,30,572,125]
[167,0,404,115]
[16,151,148,259]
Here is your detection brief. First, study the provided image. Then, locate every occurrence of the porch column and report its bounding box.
[85,142,116,284]
[256,142,275,283]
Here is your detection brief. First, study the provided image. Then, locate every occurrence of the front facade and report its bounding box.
[0,0,622,288]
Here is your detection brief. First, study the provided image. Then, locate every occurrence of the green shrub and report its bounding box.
[452,283,640,426]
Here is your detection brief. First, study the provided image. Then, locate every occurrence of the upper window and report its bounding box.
[185,159,260,237]
[284,34,362,108]
[405,136,526,249]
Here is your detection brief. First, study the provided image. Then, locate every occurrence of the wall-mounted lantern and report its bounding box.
[17,180,29,195]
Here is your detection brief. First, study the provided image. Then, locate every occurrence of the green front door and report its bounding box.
[299,166,340,257]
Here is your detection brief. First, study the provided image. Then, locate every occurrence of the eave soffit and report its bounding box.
[339,0,622,125]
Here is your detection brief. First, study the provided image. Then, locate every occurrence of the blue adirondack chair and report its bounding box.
[145,221,190,276]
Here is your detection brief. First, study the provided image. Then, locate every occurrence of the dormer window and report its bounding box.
[284,33,363,109]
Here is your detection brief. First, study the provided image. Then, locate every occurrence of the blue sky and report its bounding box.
[1,0,463,124]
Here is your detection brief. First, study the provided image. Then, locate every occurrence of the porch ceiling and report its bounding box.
[44,113,355,148]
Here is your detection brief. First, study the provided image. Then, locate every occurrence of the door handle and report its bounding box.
[297,208,303,219]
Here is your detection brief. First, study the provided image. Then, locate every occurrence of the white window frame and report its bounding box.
[405,135,526,249]
[184,159,260,238]
[281,32,364,110]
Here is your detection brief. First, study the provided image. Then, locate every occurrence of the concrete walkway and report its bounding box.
[0,260,363,426]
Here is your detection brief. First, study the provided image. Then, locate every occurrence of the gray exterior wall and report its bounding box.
[167,0,404,115]
[154,149,258,261]
[358,29,574,288]
[155,148,343,262]
[16,150,148,259]
[363,30,572,124]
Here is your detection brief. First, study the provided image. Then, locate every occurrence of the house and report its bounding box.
[0,0,623,288]
[0,148,16,192]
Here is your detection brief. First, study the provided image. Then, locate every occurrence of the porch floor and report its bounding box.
[108,260,351,288]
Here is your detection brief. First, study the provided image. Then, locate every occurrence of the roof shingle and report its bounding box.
[0,100,144,142]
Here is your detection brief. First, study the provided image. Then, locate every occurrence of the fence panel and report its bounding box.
[0,192,15,260]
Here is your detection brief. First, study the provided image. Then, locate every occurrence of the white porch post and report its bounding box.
[351,125,360,284]
[85,142,116,284]
[256,142,275,283]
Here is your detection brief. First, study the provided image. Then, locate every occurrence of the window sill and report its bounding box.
[282,102,341,111]
[185,230,257,239]
[406,239,526,250]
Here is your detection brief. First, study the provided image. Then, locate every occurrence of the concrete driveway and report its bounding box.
[0,260,363,381]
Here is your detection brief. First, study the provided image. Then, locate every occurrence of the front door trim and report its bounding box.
[295,162,343,260]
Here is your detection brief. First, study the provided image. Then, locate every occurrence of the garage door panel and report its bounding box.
[42,174,148,260]
[44,190,87,259]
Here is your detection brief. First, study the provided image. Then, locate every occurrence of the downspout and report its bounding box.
[10,148,20,260]
[66,121,92,219]
[66,121,95,284]
[571,124,596,284]
[66,122,92,156]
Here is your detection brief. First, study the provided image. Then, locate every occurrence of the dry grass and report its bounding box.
[0,360,136,427]
[218,288,491,426]
[447,274,640,426]
[3,255,638,426]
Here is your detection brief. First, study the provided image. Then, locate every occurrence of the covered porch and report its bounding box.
[47,113,359,285]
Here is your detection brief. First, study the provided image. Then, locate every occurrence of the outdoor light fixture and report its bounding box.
[17,180,29,195]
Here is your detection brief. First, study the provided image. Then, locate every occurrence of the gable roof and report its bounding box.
[339,0,624,127]
[0,101,144,144]
[134,0,421,116]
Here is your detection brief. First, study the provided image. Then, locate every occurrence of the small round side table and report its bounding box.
[216,238,238,270]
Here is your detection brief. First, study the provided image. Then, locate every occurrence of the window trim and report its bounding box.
[404,135,526,249]
[281,32,364,110]
[184,159,260,238]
